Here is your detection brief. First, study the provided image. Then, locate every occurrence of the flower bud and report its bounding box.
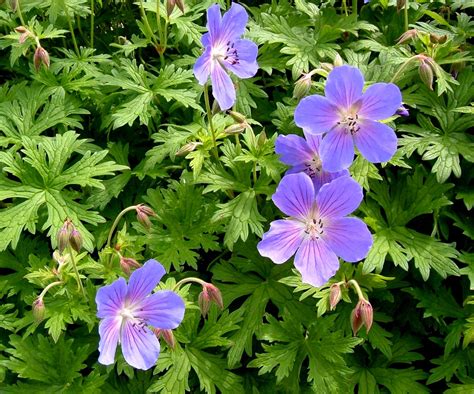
[396,0,406,12]
[9,0,17,12]
[198,283,223,317]
[19,32,29,44]
[329,283,342,310]
[34,46,50,71]
[176,141,202,156]
[320,62,333,72]
[14,26,28,34]
[257,130,267,147]
[69,229,82,252]
[228,110,246,124]
[135,204,156,229]
[418,59,434,90]
[57,227,70,254]
[333,53,344,67]
[32,297,45,323]
[120,256,141,276]
[166,0,176,15]
[396,29,417,45]
[175,0,185,13]
[224,123,247,135]
[430,33,447,44]
[293,74,313,100]
[351,299,373,335]
[396,105,409,117]
[154,328,176,349]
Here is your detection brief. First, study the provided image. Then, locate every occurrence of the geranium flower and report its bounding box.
[294,65,402,172]
[275,130,349,192]
[96,259,185,370]
[257,174,373,287]
[193,3,258,110]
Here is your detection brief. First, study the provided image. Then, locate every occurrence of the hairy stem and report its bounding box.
[173,277,207,292]
[68,246,86,298]
[38,281,64,300]
[16,0,26,26]
[106,205,138,249]
[65,6,80,55]
[389,55,418,83]
[404,0,409,32]
[347,279,366,301]
[203,84,218,159]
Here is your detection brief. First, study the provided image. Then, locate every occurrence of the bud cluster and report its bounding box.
[198,282,223,317]
[166,0,185,16]
[135,204,156,229]
[57,219,83,254]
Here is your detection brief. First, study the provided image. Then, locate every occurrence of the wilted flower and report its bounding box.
[34,46,50,71]
[294,65,402,171]
[193,3,258,110]
[257,174,373,287]
[351,299,373,335]
[96,259,185,370]
[275,131,348,192]
[329,283,342,310]
[198,282,224,317]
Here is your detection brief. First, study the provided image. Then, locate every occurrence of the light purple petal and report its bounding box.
[121,321,160,370]
[225,39,258,78]
[220,3,248,42]
[275,134,313,166]
[126,259,166,307]
[272,173,315,219]
[358,83,402,120]
[313,169,349,194]
[135,291,185,329]
[257,219,305,264]
[323,217,373,262]
[96,277,127,318]
[316,176,363,218]
[294,238,340,287]
[286,163,307,175]
[354,119,398,163]
[193,47,212,85]
[98,317,121,365]
[324,65,364,109]
[201,32,210,47]
[294,95,339,135]
[319,127,354,172]
[303,130,322,153]
[206,4,222,42]
[210,64,235,110]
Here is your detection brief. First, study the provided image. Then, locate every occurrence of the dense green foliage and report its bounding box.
[0,0,473,392]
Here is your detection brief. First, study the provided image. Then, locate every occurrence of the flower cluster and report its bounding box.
[259,64,402,287]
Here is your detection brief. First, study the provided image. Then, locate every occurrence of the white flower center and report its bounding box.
[304,155,322,178]
[211,40,240,66]
[304,217,324,240]
[337,112,360,135]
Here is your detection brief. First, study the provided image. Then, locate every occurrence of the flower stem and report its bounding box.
[90,0,95,48]
[173,277,207,292]
[389,55,418,84]
[17,0,26,25]
[203,84,218,159]
[156,0,164,43]
[38,281,63,300]
[342,0,348,16]
[65,6,80,55]
[404,0,409,32]
[352,0,357,20]
[139,0,158,46]
[347,279,366,301]
[106,205,138,249]
[68,246,86,298]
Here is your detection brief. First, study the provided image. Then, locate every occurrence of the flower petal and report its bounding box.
[294,238,340,287]
[201,32,210,47]
[135,291,185,329]
[316,176,363,218]
[354,119,398,163]
[324,65,364,109]
[319,127,354,172]
[275,134,313,166]
[359,83,402,120]
[121,321,160,370]
[98,317,121,365]
[126,259,166,307]
[272,173,315,219]
[303,130,322,154]
[96,277,127,318]
[193,47,212,85]
[206,4,222,41]
[312,168,350,194]
[220,3,248,42]
[323,217,373,262]
[294,95,339,135]
[210,63,235,110]
[225,39,258,78]
[257,219,305,264]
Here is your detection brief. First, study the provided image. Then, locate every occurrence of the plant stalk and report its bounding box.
[203,84,218,159]
[106,205,138,249]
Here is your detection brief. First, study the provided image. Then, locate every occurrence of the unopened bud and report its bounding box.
[418,59,434,90]
[32,297,45,322]
[329,284,342,310]
[14,26,28,34]
[154,328,176,349]
[228,111,246,123]
[118,36,131,45]
[333,53,344,67]
[57,227,69,254]
[9,0,17,12]
[198,283,223,317]
[69,229,82,252]
[166,0,176,15]
[19,32,29,44]
[224,123,247,135]
[396,29,418,45]
[396,105,409,117]
[176,141,202,156]
[257,131,267,146]
[320,62,333,72]
[429,33,447,44]
[396,0,406,12]
[34,46,50,71]
[351,299,373,335]
[293,74,313,100]
[135,204,156,229]
[120,256,141,276]
[175,0,185,13]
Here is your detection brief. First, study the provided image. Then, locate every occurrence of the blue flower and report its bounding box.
[193,3,258,110]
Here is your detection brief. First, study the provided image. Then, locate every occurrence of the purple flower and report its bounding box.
[193,3,258,110]
[275,130,349,192]
[294,65,402,172]
[257,174,373,287]
[96,259,185,370]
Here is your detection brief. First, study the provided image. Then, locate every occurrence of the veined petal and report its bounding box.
[354,119,398,163]
[317,176,363,218]
[193,47,212,85]
[135,291,185,329]
[303,130,322,154]
[359,83,402,120]
[96,277,127,318]
[313,168,350,194]
[323,217,373,262]
[319,127,354,172]
[210,64,235,110]
[294,95,339,135]
[98,317,121,365]
[286,163,307,175]
[126,259,166,307]
[272,173,315,219]
[275,134,313,166]
[225,39,258,78]
[201,32,210,47]
[294,238,340,287]
[220,3,248,42]
[257,219,305,264]
[121,321,160,370]
[206,4,222,42]
[324,65,364,109]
